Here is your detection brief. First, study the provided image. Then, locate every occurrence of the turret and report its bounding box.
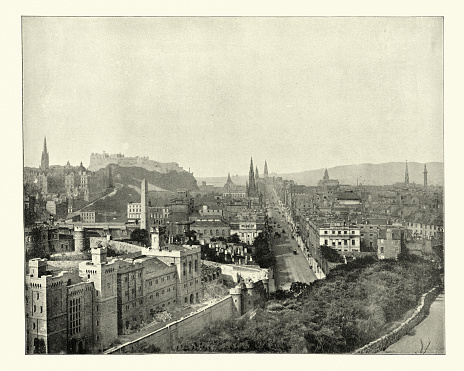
[29,258,48,278]
[73,226,85,252]
[91,245,107,265]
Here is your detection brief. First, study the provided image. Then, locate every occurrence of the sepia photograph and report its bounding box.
[21,15,445,356]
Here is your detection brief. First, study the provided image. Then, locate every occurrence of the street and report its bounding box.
[268,206,317,290]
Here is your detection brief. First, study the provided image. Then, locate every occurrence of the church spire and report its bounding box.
[248,157,257,197]
[40,136,49,171]
[264,160,268,179]
[323,168,329,181]
[227,172,232,183]
[255,166,259,180]
[405,160,409,184]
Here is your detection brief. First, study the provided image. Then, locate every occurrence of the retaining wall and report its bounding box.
[353,286,440,354]
[90,237,142,255]
[104,295,235,354]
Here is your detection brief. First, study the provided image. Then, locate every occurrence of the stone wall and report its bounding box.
[353,286,440,354]
[104,296,234,354]
[202,261,269,283]
[90,237,142,255]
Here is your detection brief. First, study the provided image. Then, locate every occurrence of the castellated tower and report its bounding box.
[141,179,148,230]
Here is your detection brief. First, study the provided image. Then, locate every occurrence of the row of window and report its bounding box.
[323,230,357,235]
[325,239,357,246]
[124,289,175,311]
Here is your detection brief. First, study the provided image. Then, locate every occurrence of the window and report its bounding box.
[194,260,198,272]
[96,305,99,312]
[37,293,39,300]
[189,262,192,274]
[338,231,341,235]
[352,240,355,245]
[40,306,43,313]
[344,231,347,234]
[344,240,348,245]
[33,323,36,330]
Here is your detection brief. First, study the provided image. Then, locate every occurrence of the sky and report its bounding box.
[22,17,443,177]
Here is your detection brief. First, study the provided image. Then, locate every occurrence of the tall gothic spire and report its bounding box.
[248,157,257,197]
[405,160,409,184]
[227,172,232,183]
[264,160,268,179]
[40,136,49,171]
[255,166,259,180]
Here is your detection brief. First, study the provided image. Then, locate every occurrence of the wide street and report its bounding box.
[268,206,317,290]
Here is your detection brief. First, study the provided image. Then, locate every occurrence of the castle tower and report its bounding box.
[91,245,108,265]
[264,160,268,179]
[405,160,409,184]
[423,164,428,188]
[40,137,49,171]
[73,226,85,252]
[141,178,148,230]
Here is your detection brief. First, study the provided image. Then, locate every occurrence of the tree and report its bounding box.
[26,227,50,260]
[227,233,241,244]
[130,229,150,246]
[320,245,344,263]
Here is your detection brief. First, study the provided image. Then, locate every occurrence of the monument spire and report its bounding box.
[405,160,409,184]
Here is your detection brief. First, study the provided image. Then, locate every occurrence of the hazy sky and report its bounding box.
[22,17,443,177]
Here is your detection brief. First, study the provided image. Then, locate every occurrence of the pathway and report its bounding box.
[379,293,445,354]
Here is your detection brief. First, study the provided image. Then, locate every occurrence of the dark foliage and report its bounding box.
[130,229,150,247]
[252,233,276,269]
[320,245,344,263]
[178,257,441,353]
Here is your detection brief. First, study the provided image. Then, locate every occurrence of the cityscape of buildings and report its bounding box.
[23,138,443,354]
[20,16,445,358]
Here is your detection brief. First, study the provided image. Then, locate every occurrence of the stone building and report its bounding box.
[26,229,204,354]
[377,228,405,260]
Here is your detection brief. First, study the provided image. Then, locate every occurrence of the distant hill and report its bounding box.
[80,165,197,218]
[197,162,444,187]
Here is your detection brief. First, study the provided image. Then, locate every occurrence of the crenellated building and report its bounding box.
[25,228,204,354]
